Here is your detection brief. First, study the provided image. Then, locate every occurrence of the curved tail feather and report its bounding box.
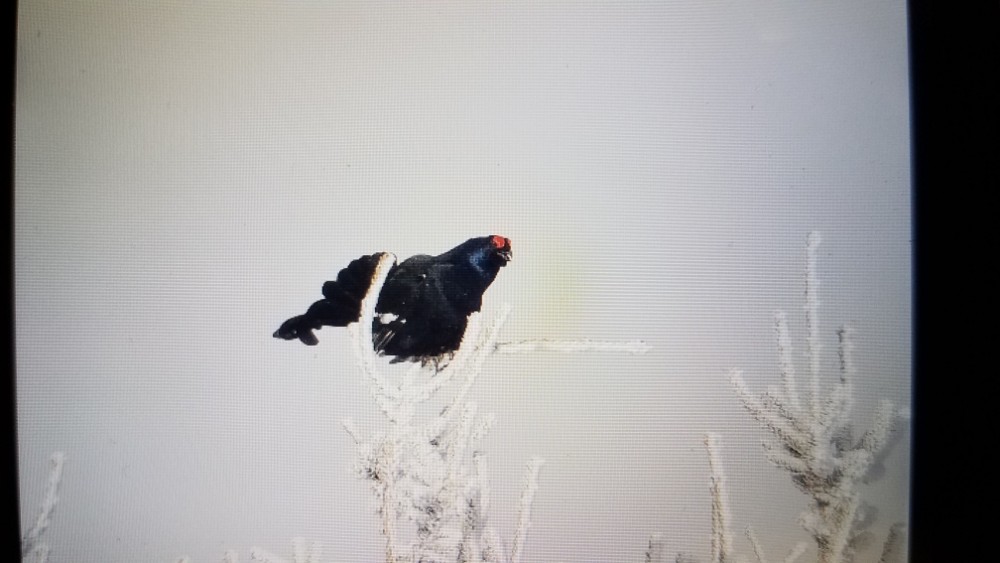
[273,315,320,346]
[274,252,396,346]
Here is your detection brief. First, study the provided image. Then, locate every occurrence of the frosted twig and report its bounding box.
[446,306,510,418]
[704,433,732,563]
[21,452,65,561]
[494,338,651,355]
[773,312,801,414]
[249,547,288,563]
[473,452,491,522]
[730,370,809,467]
[481,527,505,563]
[409,356,460,403]
[349,253,400,415]
[445,402,478,490]
[646,533,666,563]
[878,523,906,563]
[818,327,855,445]
[511,457,545,563]
[23,545,50,563]
[224,539,319,563]
[291,537,321,563]
[804,231,822,418]
[342,418,361,445]
[378,440,398,563]
[746,526,766,563]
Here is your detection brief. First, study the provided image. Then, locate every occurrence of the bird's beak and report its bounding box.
[498,240,512,262]
[491,235,512,263]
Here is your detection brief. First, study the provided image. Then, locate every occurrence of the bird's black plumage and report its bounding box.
[274,235,512,363]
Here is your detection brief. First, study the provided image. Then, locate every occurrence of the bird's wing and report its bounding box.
[321,252,395,309]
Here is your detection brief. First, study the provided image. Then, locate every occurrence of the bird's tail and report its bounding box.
[273,253,391,346]
[273,315,321,346]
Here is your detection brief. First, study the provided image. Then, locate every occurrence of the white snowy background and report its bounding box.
[15,1,910,562]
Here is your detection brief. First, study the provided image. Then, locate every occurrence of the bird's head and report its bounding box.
[448,235,512,281]
[489,235,513,264]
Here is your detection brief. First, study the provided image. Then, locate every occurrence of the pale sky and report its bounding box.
[16,2,910,561]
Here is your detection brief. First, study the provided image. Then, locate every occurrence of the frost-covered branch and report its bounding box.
[726,232,907,563]
[674,232,907,563]
[804,231,822,419]
[511,457,544,563]
[645,534,666,563]
[21,452,65,563]
[704,433,733,563]
[248,545,289,563]
[877,523,906,563]
[177,538,322,563]
[494,338,651,355]
[344,253,544,563]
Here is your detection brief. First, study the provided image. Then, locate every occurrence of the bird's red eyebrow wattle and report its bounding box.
[490,235,508,249]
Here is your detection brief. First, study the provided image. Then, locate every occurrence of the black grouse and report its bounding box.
[274,235,512,363]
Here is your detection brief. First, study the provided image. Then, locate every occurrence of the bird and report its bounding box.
[274,235,512,365]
